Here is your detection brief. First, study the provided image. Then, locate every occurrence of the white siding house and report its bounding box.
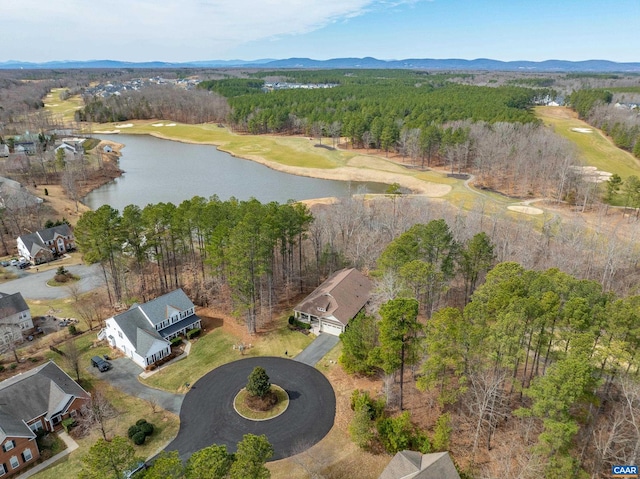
[100,289,201,369]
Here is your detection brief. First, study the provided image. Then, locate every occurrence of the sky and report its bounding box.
[2,0,638,63]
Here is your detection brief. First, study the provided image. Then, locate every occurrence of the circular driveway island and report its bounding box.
[165,357,336,461]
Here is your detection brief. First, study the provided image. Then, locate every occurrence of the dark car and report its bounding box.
[91,355,112,372]
[17,261,30,269]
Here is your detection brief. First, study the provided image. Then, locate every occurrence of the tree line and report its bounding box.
[74,197,312,334]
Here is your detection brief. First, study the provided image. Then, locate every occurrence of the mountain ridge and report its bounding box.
[1,57,638,72]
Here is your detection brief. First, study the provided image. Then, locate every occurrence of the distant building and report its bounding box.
[17,224,75,265]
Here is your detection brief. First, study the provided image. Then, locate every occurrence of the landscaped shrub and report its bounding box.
[68,325,77,335]
[288,315,295,325]
[132,431,146,445]
[128,425,140,439]
[139,422,154,436]
[9,363,17,370]
[170,337,183,346]
[186,328,201,339]
[290,318,311,330]
[0,365,4,372]
[136,419,148,427]
[61,418,76,433]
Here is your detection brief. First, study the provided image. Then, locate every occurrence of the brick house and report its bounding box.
[17,224,75,265]
[0,361,90,477]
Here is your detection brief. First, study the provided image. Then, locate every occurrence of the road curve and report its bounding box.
[165,356,336,461]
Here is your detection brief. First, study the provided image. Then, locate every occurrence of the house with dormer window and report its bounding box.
[100,289,201,369]
[293,268,372,336]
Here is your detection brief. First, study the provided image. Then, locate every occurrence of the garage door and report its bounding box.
[320,321,343,336]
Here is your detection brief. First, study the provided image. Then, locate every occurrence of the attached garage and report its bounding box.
[320,321,344,336]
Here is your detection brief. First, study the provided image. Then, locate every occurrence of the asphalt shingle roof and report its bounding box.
[0,292,29,319]
[0,361,89,435]
[138,289,195,327]
[294,268,372,326]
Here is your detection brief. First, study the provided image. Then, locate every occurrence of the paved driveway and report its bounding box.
[294,333,340,366]
[0,263,102,300]
[165,357,335,461]
[88,358,184,414]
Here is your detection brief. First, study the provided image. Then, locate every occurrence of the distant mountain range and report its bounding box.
[1,57,639,72]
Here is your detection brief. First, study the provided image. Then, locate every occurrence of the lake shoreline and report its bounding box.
[92,126,451,199]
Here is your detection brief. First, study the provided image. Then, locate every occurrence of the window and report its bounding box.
[52,416,61,425]
[3,441,14,452]
[118,331,123,339]
[0,463,6,476]
[9,457,18,469]
[22,449,32,462]
[29,421,42,432]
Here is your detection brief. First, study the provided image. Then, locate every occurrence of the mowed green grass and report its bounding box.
[93,120,343,169]
[44,89,83,123]
[535,106,640,179]
[141,318,314,392]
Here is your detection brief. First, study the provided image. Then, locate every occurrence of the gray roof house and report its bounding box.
[378,451,460,479]
[0,360,90,433]
[0,292,33,348]
[0,361,90,476]
[17,224,75,265]
[100,289,202,369]
[293,268,372,336]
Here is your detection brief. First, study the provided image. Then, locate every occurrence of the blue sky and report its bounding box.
[2,0,638,63]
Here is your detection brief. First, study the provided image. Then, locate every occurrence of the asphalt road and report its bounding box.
[88,358,185,415]
[165,356,336,461]
[0,263,102,300]
[294,333,340,366]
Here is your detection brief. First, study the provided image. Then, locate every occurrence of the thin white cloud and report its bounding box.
[2,0,424,61]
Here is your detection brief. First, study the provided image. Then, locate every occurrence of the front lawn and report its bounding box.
[141,328,240,392]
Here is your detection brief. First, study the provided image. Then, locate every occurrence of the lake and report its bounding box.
[84,134,389,211]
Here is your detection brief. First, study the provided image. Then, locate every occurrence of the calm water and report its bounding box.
[84,135,388,211]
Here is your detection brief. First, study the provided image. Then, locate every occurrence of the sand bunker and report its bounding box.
[571,165,613,183]
[508,205,544,215]
[115,123,134,128]
[166,123,176,127]
[94,130,121,134]
[571,128,593,133]
[152,123,164,127]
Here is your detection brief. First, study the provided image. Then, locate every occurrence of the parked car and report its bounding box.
[9,259,18,266]
[0,261,9,267]
[91,356,112,372]
[17,261,30,269]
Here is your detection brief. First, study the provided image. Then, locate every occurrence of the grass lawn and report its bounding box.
[27,297,79,319]
[234,385,289,420]
[44,89,84,123]
[535,106,640,179]
[142,328,240,392]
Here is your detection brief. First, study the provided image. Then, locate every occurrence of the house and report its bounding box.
[0,361,90,477]
[293,268,372,336]
[0,177,43,210]
[17,224,75,265]
[100,289,202,369]
[0,292,33,348]
[378,451,460,479]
